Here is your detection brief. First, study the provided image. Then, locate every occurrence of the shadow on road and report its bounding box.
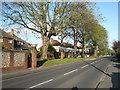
[84,56,120,89]
[110,56,120,89]
[71,87,95,90]
[110,58,119,63]
[111,72,120,88]
[111,62,120,89]
[83,60,111,77]
[71,87,79,90]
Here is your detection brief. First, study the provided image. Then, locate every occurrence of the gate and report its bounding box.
[28,53,32,68]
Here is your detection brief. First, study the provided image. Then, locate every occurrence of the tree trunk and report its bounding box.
[73,29,77,58]
[60,32,65,59]
[93,46,98,56]
[74,43,77,58]
[81,36,85,58]
[61,49,64,59]
[81,47,85,58]
[41,36,49,60]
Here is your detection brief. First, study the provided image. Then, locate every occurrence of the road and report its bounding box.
[2,56,114,89]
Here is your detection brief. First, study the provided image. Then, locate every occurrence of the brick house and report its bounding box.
[50,38,83,58]
[1,29,38,71]
[1,29,31,50]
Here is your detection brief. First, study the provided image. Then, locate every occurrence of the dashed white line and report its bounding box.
[26,79,53,89]
[91,62,95,64]
[81,65,89,69]
[64,69,78,75]
[95,61,98,63]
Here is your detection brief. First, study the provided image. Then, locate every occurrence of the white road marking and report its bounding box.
[64,69,78,75]
[88,59,95,61]
[26,79,53,89]
[91,62,95,64]
[95,61,98,63]
[81,65,89,69]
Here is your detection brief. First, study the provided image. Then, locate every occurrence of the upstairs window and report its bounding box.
[17,41,24,45]
[7,40,12,44]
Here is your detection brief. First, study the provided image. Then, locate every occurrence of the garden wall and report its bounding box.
[1,50,28,72]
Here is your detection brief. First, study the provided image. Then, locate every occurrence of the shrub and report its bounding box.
[116,48,120,58]
[38,44,57,60]
[112,41,120,62]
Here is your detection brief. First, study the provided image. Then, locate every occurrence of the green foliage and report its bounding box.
[38,44,57,60]
[40,58,85,66]
[37,56,100,67]
[48,44,57,54]
[112,41,120,59]
[99,48,112,56]
[116,48,120,58]
[30,47,37,50]
[2,1,108,59]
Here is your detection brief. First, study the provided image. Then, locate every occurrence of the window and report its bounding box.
[17,41,24,45]
[20,42,24,45]
[7,40,12,44]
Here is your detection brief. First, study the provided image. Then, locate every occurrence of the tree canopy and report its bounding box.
[2,1,108,59]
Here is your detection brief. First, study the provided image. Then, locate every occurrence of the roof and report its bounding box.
[77,46,82,49]
[29,44,38,47]
[50,39,60,46]
[1,30,13,39]
[1,29,30,48]
[62,42,73,48]
[13,35,30,47]
[50,39,82,49]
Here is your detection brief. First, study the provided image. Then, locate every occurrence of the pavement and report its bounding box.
[2,58,96,80]
[1,56,120,89]
[97,57,120,89]
[2,60,83,80]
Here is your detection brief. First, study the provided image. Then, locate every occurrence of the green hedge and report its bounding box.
[116,48,120,58]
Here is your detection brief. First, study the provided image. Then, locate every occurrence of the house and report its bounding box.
[1,29,38,71]
[50,38,83,58]
[1,29,31,50]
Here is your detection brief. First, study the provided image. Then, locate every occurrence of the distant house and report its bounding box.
[50,38,61,52]
[50,38,83,58]
[0,29,31,50]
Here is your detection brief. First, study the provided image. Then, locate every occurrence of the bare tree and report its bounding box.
[2,2,70,59]
[65,2,96,58]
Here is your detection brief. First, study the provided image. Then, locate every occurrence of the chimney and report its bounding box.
[10,29,14,36]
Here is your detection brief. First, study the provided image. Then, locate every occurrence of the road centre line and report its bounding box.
[91,62,95,64]
[25,79,53,89]
[64,69,78,75]
[81,65,89,69]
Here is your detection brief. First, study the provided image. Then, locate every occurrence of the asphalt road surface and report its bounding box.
[2,56,114,89]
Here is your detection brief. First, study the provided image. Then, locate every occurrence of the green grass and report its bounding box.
[37,56,101,67]
[42,57,85,66]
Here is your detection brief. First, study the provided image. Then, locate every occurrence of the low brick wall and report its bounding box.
[1,49,28,72]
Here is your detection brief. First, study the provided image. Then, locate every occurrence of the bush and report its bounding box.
[38,44,57,60]
[112,41,120,62]
[116,48,120,58]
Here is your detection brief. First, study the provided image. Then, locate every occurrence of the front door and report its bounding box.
[28,53,32,68]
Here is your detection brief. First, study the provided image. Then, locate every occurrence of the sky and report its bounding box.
[2,1,119,49]
[95,2,118,49]
[118,2,120,41]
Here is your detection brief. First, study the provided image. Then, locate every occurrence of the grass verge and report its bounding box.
[42,57,85,67]
[37,56,101,67]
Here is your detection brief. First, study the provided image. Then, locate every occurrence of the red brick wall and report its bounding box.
[2,50,28,72]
